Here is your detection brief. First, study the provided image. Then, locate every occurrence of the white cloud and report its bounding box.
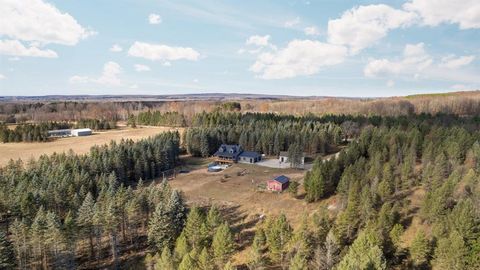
[364,43,432,78]
[304,26,320,36]
[130,84,139,89]
[163,61,172,67]
[69,75,89,84]
[404,0,480,29]
[134,64,151,72]
[69,61,122,86]
[148,13,162,24]
[96,61,122,86]
[387,80,395,87]
[328,4,417,54]
[364,43,480,85]
[250,39,348,79]
[0,39,58,58]
[128,41,200,61]
[0,0,94,46]
[0,74,6,80]
[284,17,300,28]
[246,35,271,47]
[439,55,475,69]
[110,44,123,52]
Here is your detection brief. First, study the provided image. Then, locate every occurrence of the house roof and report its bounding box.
[273,175,290,184]
[214,144,242,158]
[239,151,261,158]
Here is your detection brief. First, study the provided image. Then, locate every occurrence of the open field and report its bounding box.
[0,126,183,166]
[169,157,332,266]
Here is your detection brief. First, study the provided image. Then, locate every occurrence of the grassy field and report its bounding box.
[0,126,184,166]
[169,157,332,266]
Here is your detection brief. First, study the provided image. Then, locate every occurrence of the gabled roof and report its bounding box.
[273,175,290,184]
[214,144,242,158]
[239,151,261,158]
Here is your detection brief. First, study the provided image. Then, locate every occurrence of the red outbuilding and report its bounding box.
[267,175,290,192]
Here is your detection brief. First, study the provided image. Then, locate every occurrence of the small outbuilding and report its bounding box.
[279,151,305,167]
[267,175,290,192]
[71,128,92,137]
[239,151,262,164]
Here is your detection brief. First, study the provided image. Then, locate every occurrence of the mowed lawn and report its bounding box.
[0,126,183,166]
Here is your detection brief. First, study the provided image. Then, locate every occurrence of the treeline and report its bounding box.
[0,122,70,143]
[75,119,117,130]
[299,124,480,269]
[134,111,186,127]
[184,112,343,157]
[145,205,236,270]
[0,132,181,268]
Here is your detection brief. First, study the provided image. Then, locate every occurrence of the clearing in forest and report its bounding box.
[0,126,183,166]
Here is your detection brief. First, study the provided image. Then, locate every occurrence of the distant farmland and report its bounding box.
[0,126,183,166]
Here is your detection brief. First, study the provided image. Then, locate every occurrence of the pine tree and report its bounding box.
[212,222,235,268]
[0,230,15,269]
[77,192,96,258]
[409,230,430,267]
[178,253,196,270]
[174,231,190,262]
[154,246,175,270]
[148,203,174,251]
[223,261,236,270]
[198,247,214,270]
[9,219,29,269]
[184,206,208,249]
[248,228,266,270]
[206,205,222,232]
[289,251,307,270]
[432,231,468,270]
[311,230,339,270]
[265,214,292,267]
[337,230,386,270]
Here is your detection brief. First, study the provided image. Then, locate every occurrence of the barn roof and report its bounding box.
[273,175,290,184]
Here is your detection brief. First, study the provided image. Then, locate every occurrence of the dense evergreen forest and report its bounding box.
[184,112,344,158]
[1,111,480,269]
[0,122,70,143]
[133,111,186,127]
[0,119,117,143]
[0,132,180,268]
[74,119,117,130]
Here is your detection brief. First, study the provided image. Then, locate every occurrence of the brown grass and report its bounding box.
[170,158,328,265]
[0,126,184,166]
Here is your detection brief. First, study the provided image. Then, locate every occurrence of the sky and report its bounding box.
[0,0,479,97]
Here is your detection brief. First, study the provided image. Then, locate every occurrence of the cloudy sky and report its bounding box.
[0,0,479,97]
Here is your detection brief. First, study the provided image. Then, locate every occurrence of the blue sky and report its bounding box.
[0,0,479,97]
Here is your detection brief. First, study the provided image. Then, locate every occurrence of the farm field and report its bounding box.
[0,126,183,166]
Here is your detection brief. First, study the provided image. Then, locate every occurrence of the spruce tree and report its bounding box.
[0,230,15,269]
[409,230,430,267]
[178,253,196,270]
[212,222,235,268]
[154,246,175,270]
[174,232,190,262]
[77,192,96,258]
[337,230,386,270]
[289,251,307,270]
[432,231,468,270]
[184,206,208,249]
[198,247,214,270]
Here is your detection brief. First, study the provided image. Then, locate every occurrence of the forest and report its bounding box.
[0,119,117,143]
[1,110,480,269]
